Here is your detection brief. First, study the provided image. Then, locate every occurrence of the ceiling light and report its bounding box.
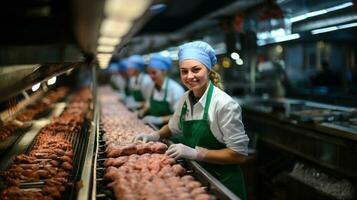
[32,83,41,92]
[326,2,353,12]
[236,59,244,66]
[97,53,112,58]
[274,33,300,42]
[230,52,239,60]
[97,45,115,53]
[100,19,132,38]
[98,36,121,46]
[104,0,151,20]
[289,1,353,23]
[47,77,56,85]
[305,9,327,18]
[310,22,357,35]
[311,26,338,34]
[338,22,357,29]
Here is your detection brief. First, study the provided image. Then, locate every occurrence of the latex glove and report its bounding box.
[115,92,126,101]
[125,97,140,110]
[165,143,207,161]
[132,132,160,143]
[134,109,145,118]
[142,115,163,125]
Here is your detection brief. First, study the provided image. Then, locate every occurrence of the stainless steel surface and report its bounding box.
[0,101,67,171]
[320,122,357,134]
[77,101,98,200]
[0,119,50,171]
[188,161,241,200]
[0,63,77,101]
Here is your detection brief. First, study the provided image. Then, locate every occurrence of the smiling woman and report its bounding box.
[133,41,249,200]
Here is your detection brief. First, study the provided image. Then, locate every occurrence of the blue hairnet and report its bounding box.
[149,53,172,71]
[108,63,119,73]
[118,59,128,72]
[178,41,217,70]
[127,55,145,70]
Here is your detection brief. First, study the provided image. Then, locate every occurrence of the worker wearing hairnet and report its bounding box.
[125,55,154,110]
[110,59,129,100]
[139,53,184,127]
[133,41,249,199]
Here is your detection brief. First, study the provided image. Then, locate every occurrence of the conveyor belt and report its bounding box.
[94,122,240,200]
[0,88,93,200]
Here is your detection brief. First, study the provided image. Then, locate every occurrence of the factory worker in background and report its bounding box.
[133,41,249,199]
[109,59,129,100]
[139,53,185,127]
[125,55,154,110]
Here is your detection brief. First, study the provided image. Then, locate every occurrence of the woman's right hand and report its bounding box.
[132,132,160,143]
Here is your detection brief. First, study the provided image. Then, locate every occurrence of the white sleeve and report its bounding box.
[217,101,249,155]
[168,95,186,136]
[170,85,185,112]
[141,76,154,101]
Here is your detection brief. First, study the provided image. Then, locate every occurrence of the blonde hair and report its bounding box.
[209,70,224,90]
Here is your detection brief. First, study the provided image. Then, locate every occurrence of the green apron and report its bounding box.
[179,82,247,200]
[130,74,144,101]
[148,78,172,116]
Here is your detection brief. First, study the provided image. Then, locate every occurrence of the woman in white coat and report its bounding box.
[133,41,249,199]
[126,55,153,110]
[141,53,185,127]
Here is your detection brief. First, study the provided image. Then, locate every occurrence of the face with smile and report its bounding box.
[179,59,209,97]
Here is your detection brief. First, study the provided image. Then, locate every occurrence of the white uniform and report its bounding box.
[168,84,249,155]
[147,78,185,112]
[128,73,154,101]
[110,75,126,94]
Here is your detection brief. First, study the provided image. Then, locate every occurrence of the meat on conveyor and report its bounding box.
[98,86,212,200]
[0,87,69,142]
[16,87,69,122]
[0,87,92,200]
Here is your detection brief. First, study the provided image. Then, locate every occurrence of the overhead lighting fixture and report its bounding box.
[290,2,353,23]
[274,33,300,42]
[98,36,121,46]
[257,33,300,46]
[99,61,110,69]
[97,53,112,58]
[104,0,151,20]
[326,2,353,12]
[305,9,327,18]
[32,83,41,92]
[235,58,244,66]
[311,22,357,35]
[97,45,115,53]
[311,26,338,34]
[47,76,56,85]
[230,52,240,60]
[338,22,357,29]
[100,19,132,38]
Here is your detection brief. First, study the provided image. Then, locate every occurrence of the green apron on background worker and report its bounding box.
[141,54,184,128]
[126,55,153,110]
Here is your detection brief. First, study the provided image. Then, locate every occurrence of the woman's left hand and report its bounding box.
[165,144,207,160]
